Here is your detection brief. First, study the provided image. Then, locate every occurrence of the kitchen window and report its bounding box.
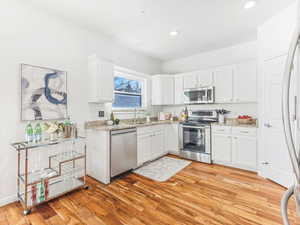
[113,71,146,109]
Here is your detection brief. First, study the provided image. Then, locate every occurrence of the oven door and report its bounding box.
[182,125,211,154]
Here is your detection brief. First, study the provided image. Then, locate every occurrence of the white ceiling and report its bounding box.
[26,0,295,61]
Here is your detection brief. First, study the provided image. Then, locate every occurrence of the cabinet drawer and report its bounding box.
[232,127,257,136]
[212,126,231,134]
[137,126,153,135]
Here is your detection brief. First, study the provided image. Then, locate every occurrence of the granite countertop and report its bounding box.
[86,120,180,131]
[211,119,258,128]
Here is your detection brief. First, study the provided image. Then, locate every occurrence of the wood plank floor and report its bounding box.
[1,156,300,225]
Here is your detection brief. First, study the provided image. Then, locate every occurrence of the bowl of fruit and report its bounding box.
[237,115,254,124]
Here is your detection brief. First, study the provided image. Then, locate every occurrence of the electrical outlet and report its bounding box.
[98,111,105,117]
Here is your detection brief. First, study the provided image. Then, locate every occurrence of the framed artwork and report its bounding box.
[21,64,68,121]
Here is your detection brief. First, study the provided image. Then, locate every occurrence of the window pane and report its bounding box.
[113,93,142,108]
[114,76,141,94]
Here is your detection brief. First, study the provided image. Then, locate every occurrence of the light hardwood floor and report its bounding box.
[1,156,300,225]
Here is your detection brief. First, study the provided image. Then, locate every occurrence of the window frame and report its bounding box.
[112,68,147,111]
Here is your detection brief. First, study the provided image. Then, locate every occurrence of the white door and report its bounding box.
[234,60,257,103]
[232,136,257,170]
[214,66,234,103]
[137,133,152,165]
[197,69,214,87]
[212,134,232,164]
[263,55,294,187]
[183,72,198,89]
[174,75,184,105]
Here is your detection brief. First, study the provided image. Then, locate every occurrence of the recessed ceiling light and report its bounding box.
[170,31,179,36]
[244,0,257,9]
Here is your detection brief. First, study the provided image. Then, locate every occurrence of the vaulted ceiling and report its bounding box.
[27,0,295,61]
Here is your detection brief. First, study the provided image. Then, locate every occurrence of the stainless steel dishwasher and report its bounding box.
[110,128,137,178]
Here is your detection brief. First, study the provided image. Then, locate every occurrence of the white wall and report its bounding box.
[160,41,258,118]
[162,41,258,74]
[0,0,161,206]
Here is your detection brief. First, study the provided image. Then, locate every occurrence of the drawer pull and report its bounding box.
[240,131,249,134]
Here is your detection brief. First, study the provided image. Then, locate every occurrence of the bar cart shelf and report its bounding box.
[11,137,87,215]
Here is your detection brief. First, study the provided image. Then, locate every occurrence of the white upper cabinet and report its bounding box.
[183,72,198,89]
[152,75,174,105]
[88,55,114,103]
[197,69,214,87]
[174,75,184,105]
[234,60,257,103]
[214,66,234,103]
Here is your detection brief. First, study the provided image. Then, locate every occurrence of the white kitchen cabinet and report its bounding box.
[212,125,257,171]
[197,69,214,87]
[152,130,165,159]
[174,75,184,105]
[214,66,234,103]
[165,124,179,155]
[137,125,166,165]
[152,75,174,105]
[234,60,257,103]
[88,55,114,103]
[232,136,257,170]
[212,134,232,164]
[86,130,110,184]
[137,133,152,166]
[183,72,198,89]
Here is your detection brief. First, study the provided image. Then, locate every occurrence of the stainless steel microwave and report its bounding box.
[183,86,215,104]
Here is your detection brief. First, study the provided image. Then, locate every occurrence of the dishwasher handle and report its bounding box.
[111,128,137,135]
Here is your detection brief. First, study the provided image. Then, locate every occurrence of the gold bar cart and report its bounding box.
[11,136,88,215]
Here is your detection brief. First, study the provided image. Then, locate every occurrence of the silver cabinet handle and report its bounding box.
[264,123,272,128]
[240,131,249,134]
[262,161,269,165]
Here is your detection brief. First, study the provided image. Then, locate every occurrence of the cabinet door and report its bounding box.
[151,131,165,160]
[214,66,234,103]
[197,69,214,87]
[88,56,114,103]
[151,76,162,105]
[162,76,174,105]
[232,136,257,170]
[100,60,114,102]
[183,73,198,89]
[137,133,152,166]
[174,75,184,105]
[234,60,257,102]
[165,124,179,154]
[212,134,232,163]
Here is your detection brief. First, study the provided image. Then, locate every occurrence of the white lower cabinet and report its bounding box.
[212,134,232,164]
[164,124,179,155]
[232,136,257,170]
[137,126,166,166]
[212,126,257,171]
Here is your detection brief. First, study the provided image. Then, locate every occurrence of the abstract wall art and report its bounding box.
[21,64,68,121]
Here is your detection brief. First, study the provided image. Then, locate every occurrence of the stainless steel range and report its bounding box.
[179,110,218,163]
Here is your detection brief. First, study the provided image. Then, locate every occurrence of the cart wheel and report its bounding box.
[83,185,89,190]
[23,209,31,216]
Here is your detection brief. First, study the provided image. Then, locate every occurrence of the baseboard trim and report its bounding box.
[0,195,17,207]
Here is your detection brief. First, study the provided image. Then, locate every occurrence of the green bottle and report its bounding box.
[25,123,33,142]
[38,181,45,202]
[34,123,42,142]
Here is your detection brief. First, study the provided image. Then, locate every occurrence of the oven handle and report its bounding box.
[182,125,209,129]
